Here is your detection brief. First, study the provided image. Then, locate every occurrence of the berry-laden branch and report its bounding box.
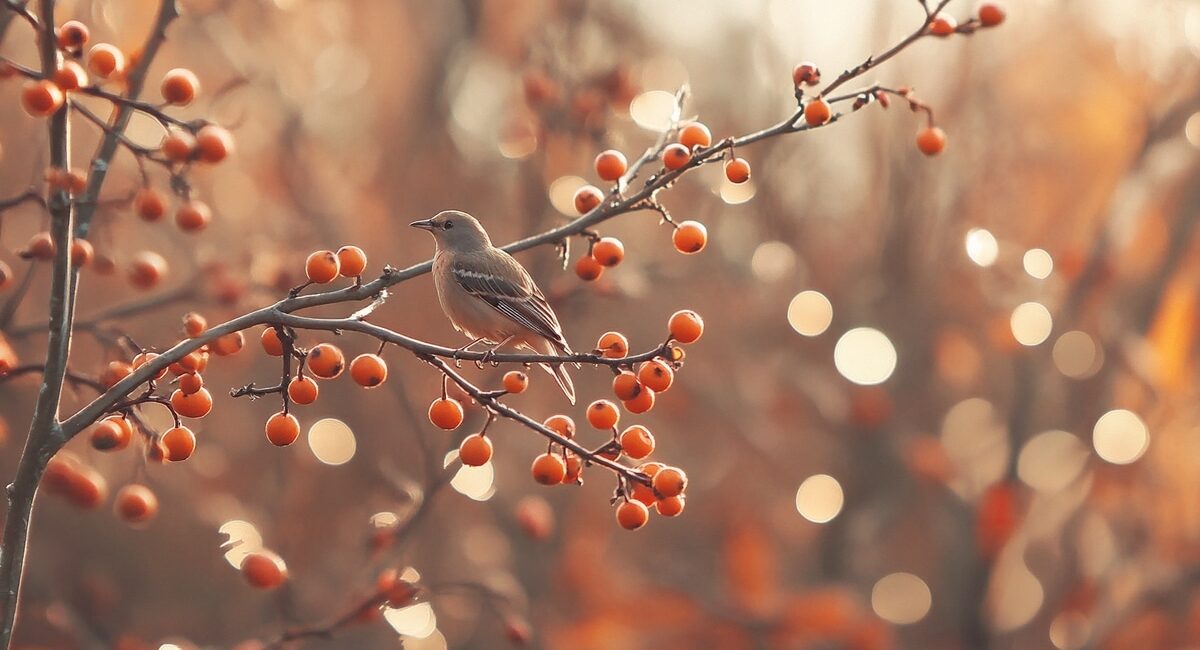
[0,0,1008,645]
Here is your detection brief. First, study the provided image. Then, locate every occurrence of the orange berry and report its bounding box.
[131,351,168,379]
[916,126,947,156]
[591,237,624,267]
[128,251,167,289]
[66,469,107,510]
[241,553,287,589]
[804,98,832,126]
[160,68,199,106]
[179,372,203,396]
[265,411,300,446]
[57,20,90,49]
[502,370,528,394]
[594,150,627,181]
[459,434,493,466]
[678,121,712,149]
[672,220,708,254]
[573,185,604,215]
[70,239,93,268]
[175,200,211,232]
[161,129,196,162]
[597,331,628,358]
[86,43,124,78]
[531,452,567,485]
[623,385,656,414]
[619,425,655,460]
[724,157,751,184]
[335,245,367,277]
[574,255,603,281]
[661,143,691,170]
[52,61,88,92]
[133,188,167,222]
[23,232,55,260]
[212,331,245,356]
[652,467,687,497]
[655,495,686,517]
[183,312,207,337]
[21,80,64,117]
[171,387,212,418]
[586,399,620,430]
[428,397,464,430]
[287,376,318,405]
[977,2,1006,27]
[90,417,130,451]
[306,343,345,379]
[630,481,657,507]
[195,124,234,163]
[100,361,133,388]
[637,359,674,393]
[562,452,583,484]
[616,500,649,530]
[930,13,958,36]
[260,328,285,356]
[115,484,158,523]
[161,426,196,461]
[792,62,821,87]
[543,414,575,439]
[612,371,642,401]
[349,353,388,388]
[668,309,704,344]
[305,250,339,283]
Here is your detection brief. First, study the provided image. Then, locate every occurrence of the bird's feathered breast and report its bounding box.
[449,250,569,349]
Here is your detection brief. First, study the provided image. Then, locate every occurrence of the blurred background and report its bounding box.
[1,0,1199,648]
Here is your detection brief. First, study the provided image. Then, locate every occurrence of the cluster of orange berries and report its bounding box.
[43,451,159,525]
[572,122,738,280]
[89,315,243,463]
[303,245,368,283]
[9,227,170,291]
[428,309,703,530]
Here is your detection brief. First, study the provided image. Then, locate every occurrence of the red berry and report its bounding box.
[594,150,627,181]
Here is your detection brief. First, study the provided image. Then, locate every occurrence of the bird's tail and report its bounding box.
[529,336,575,404]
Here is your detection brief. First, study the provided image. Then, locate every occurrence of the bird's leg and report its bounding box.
[478,335,517,368]
[452,338,486,368]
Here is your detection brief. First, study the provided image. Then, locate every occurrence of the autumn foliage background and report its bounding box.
[0,0,1197,648]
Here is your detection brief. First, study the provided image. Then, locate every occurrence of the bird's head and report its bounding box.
[410,210,492,252]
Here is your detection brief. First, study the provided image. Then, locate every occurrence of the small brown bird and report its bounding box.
[411,210,577,403]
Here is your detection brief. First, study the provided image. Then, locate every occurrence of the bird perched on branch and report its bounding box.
[411,210,578,403]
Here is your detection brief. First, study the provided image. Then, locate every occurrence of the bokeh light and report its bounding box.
[965,228,999,266]
[446,451,495,501]
[833,328,896,385]
[749,241,794,281]
[629,90,677,131]
[1010,302,1053,346]
[308,418,356,466]
[1017,430,1089,492]
[1052,331,1101,379]
[795,474,844,523]
[871,572,932,624]
[787,290,832,337]
[218,520,263,569]
[1049,611,1091,650]
[384,602,438,638]
[1092,409,1149,464]
[548,176,588,216]
[941,398,1009,498]
[1023,248,1053,279]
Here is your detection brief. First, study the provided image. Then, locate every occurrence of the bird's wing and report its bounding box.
[450,251,570,349]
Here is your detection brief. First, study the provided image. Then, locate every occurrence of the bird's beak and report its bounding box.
[409,219,436,231]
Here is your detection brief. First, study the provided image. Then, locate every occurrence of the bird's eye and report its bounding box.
[443,221,454,229]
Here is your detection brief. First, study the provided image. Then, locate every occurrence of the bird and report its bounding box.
[411,210,578,404]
